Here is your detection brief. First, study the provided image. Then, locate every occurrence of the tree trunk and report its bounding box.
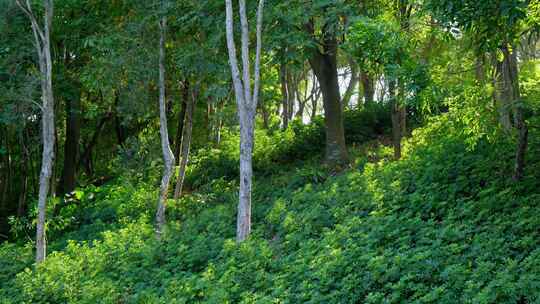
[287,70,296,120]
[342,60,359,109]
[16,0,56,263]
[37,11,54,264]
[310,74,320,121]
[18,130,30,216]
[225,0,264,242]
[399,81,407,138]
[261,102,270,129]
[475,54,486,84]
[360,71,374,106]
[296,99,306,119]
[307,24,349,166]
[155,9,175,238]
[500,45,528,181]
[174,81,188,166]
[173,86,195,199]
[494,51,514,133]
[114,94,127,147]
[295,70,309,119]
[237,108,254,242]
[214,99,224,146]
[390,80,401,160]
[280,63,289,129]
[79,113,110,177]
[60,93,80,195]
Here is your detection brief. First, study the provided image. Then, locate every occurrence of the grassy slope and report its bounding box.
[1,114,540,304]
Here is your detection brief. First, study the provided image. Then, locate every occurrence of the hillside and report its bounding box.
[2,111,540,303]
[2,1,540,302]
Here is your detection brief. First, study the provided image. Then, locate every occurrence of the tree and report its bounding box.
[15,0,55,263]
[348,17,412,159]
[306,18,349,166]
[173,83,195,200]
[225,0,265,242]
[155,0,175,238]
[427,0,531,180]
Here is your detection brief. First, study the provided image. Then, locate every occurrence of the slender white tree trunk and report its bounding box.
[16,0,55,264]
[155,8,175,238]
[225,0,264,242]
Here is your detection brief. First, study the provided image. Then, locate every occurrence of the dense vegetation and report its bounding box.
[1,0,540,302]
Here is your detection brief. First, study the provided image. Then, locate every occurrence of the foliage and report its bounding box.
[2,104,540,303]
[426,0,530,50]
[187,105,391,188]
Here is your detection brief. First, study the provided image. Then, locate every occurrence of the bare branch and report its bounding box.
[16,0,45,42]
[251,0,265,110]
[225,0,246,108]
[238,0,251,106]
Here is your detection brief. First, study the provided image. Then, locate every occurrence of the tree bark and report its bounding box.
[59,92,80,195]
[225,0,264,242]
[342,60,359,109]
[261,102,270,129]
[16,0,56,263]
[280,63,289,129]
[173,81,188,166]
[113,94,127,147]
[307,22,349,166]
[494,54,513,132]
[173,86,195,199]
[295,70,309,119]
[287,70,296,120]
[79,112,110,177]
[475,54,486,84]
[501,45,528,181]
[390,80,401,160]
[155,8,175,238]
[310,73,320,121]
[399,80,407,138]
[360,71,374,106]
[18,129,30,216]
[214,99,225,146]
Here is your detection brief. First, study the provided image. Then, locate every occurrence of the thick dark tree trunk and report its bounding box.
[261,102,270,129]
[114,94,127,148]
[60,94,80,194]
[308,26,349,166]
[80,113,111,177]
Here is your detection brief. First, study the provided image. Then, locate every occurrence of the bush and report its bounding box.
[2,106,540,303]
[187,105,391,187]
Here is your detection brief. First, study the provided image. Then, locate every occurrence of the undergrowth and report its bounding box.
[1,110,540,303]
